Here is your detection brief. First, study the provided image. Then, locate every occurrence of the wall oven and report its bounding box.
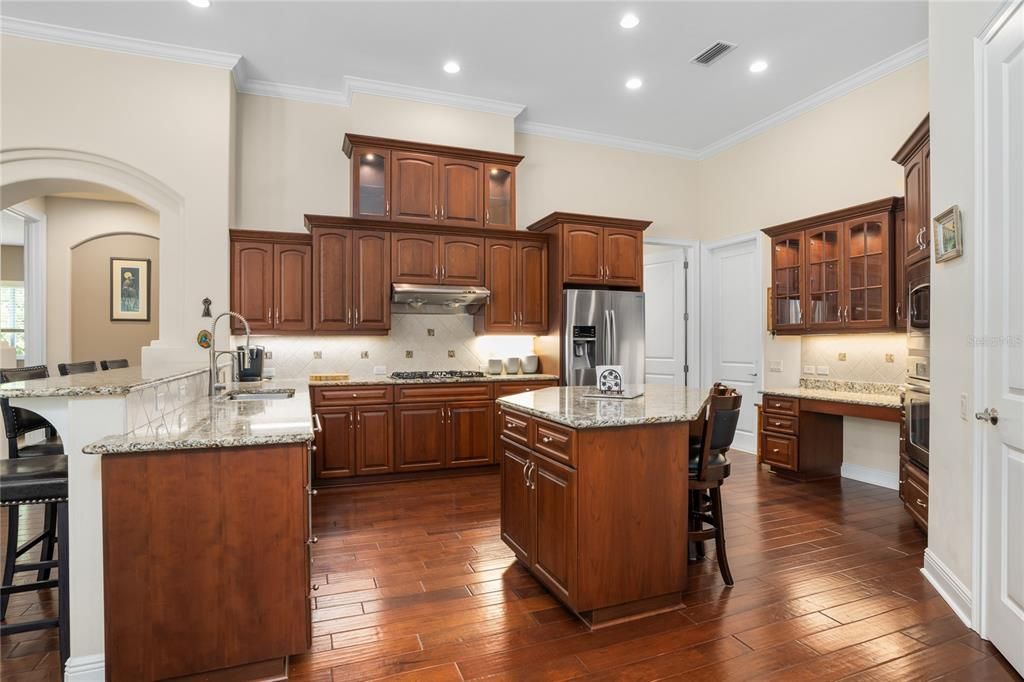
[904,383,930,470]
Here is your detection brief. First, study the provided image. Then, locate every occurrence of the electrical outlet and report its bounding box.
[373,365,387,375]
[405,350,414,359]
[837,352,847,361]
[885,353,895,363]
[961,393,969,420]
[360,351,369,359]
[768,360,783,373]
[816,365,830,376]
[803,364,816,374]
[312,350,322,360]
[448,350,456,358]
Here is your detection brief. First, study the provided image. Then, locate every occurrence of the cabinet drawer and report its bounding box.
[395,383,493,403]
[904,475,929,530]
[493,380,558,398]
[761,433,798,471]
[500,409,531,446]
[531,418,576,467]
[762,414,798,435]
[313,386,394,406]
[763,395,799,416]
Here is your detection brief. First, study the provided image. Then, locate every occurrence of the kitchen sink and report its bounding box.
[221,389,295,401]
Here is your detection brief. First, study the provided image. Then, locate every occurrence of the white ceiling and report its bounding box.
[1,1,928,155]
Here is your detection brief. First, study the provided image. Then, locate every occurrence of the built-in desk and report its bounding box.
[758,387,901,481]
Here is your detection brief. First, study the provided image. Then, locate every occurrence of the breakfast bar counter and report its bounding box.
[495,385,710,627]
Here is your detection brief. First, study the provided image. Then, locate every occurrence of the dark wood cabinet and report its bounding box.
[392,232,484,285]
[526,213,651,290]
[602,228,643,287]
[894,204,908,328]
[477,238,548,334]
[447,401,493,467]
[344,134,523,231]
[530,453,576,601]
[231,231,312,333]
[500,440,533,563]
[314,408,355,479]
[352,230,390,331]
[355,405,393,474]
[563,225,604,284]
[312,228,389,333]
[439,235,485,285]
[764,198,899,335]
[312,228,352,331]
[395,404,448,471]
[894,117,931,269]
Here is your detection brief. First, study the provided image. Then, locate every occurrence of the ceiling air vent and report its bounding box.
[690,41,736,66]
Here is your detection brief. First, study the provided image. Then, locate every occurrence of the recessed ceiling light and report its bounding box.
[443,60,461,74]
[749,60,768,73]
[620,13,639,29]
[187,0,211,8]
[625,77,643,90]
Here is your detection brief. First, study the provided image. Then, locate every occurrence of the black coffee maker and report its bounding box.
[236,345,265,382]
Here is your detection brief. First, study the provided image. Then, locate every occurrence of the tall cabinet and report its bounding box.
[893,116,930,327]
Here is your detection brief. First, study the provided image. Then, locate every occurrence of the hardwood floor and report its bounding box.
[2,452,1020,681]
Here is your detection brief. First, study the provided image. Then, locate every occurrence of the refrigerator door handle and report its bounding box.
[604,310,612,365]
[609,309,617,364]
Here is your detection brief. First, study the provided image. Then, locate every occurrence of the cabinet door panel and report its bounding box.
[274,244,312,331]
[500,440,533,563]
[602,228,642,287]
[903,149,929,266]
[352,147,391,219]
[391,233,440,284]
[531,454,576,602]
[352,231,390,331]
[482,239,517,332]
[843,213,891,329]
[355,406,393,475]
[315,408,355,479]
[231,241,274,332]
[440,236,485,285]
[394,404,446,471]
[391,152,439,224]
[518,241,548,332]
[484,163,516,230]
[447,401,492,467]
[313,229,352,331]
[805,223,844,331]
[563,225,604,284]
[894,208,908,329]
[771,231,805,331]
[439,158,484,228]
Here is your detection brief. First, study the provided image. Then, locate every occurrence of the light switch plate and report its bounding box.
[816,365,830,376]
[373,365,387,375]
[803,364,816,374]
[768,360,783,373]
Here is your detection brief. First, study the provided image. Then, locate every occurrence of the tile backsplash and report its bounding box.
[800,333,906,385]
[235,314,537,380]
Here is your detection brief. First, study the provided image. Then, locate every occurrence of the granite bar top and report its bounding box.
[497,385,710,429]
[83,380,314,455]
[309,373,560,386]
[760,386,901,409]
[0,365,210,399]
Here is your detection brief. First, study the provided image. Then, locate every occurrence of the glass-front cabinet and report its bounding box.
[772,231,804,331]
[484,163,516,230]
[352,148,390,219]
[806,223,843,331]
[843,213,890,328]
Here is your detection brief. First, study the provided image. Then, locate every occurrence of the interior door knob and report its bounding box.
[975,408,999,425]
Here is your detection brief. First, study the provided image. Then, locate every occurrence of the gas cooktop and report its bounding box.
[390,370,487,380]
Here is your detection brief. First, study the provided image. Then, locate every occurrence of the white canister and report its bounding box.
[522,355,539,374]
[487,358,503,375]
[505,357,522,375]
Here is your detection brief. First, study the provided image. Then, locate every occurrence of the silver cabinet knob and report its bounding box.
[308,536,319,545]
[542,436,553,443]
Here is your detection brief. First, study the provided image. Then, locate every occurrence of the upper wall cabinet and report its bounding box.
[230,231,313,334]
[391,232,485,286]
[763,198,899,335]
[893,116,930,328]
[343,134,524,230]
[526,213,652,290]
[311,227,391,334]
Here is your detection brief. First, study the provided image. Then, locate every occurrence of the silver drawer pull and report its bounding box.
[772,448,780,453]
[308,536,319,545]
[773,403,782,408]
[312,414,322,433]
[541,436,553,443]
[773,421,783,426]
[915,499,927,508]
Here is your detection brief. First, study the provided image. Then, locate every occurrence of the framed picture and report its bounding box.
[110,257,151,321]
[933,205,963,263]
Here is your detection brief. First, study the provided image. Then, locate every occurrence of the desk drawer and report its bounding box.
[904,475,929,530]
[763,414,798,436]
[395,383,493,403]
[763,395,799,416]
[531,418,576,467]
[761,433,797,471]
[313,386,393,406]
[500,409,531,446]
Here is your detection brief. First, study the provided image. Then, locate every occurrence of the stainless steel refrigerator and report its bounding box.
[562,290,645,387]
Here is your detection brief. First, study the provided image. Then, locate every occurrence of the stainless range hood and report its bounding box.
[391,283,490,315]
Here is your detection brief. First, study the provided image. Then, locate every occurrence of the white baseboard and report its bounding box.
[840,463,899,490]
[65,654,104,682]
[922,548,973,627]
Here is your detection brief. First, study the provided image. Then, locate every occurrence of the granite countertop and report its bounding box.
[760,382,902,409]
[309,373,560,386]
[0,365,209,398]
[497,385,710,429]
[83,380,314,455]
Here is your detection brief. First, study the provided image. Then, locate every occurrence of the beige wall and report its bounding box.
[1,245,24,281]
[45,196,160,374]
[926,0,1002,593]
[71,233,159,366]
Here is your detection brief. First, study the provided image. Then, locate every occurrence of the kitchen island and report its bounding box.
[495,384,710,627]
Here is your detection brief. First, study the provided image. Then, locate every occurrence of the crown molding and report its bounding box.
[514,120,701,160]
[342,76,525,118]
[233,59,349,107]
[698,39,929,159]
[0,15,241,71]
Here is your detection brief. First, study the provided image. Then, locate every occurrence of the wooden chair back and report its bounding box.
[57,361,97,376]
[694,383,743,480]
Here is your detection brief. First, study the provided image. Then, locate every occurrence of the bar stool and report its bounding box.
[100,359,129,370]
[57,361,97,376]
[0,454,70,672]
[688,383,742,585]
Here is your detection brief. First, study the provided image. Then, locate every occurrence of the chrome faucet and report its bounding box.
[209,311,251,396]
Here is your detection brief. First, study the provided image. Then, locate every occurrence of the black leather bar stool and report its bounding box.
[0,454,70,673]
[100,359,129,370]
[688,383,742,585]
[57,361,97,376]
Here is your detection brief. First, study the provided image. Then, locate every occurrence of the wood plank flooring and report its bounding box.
[2,452,1020,681]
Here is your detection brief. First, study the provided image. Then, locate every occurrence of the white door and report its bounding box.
[703,236,761,453]
[979,3,1024,673]
[644,246,688,385]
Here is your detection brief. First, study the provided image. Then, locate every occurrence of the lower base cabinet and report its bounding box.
[448,400,493,467]
[355,405,394,474]
[395,403,447,471]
